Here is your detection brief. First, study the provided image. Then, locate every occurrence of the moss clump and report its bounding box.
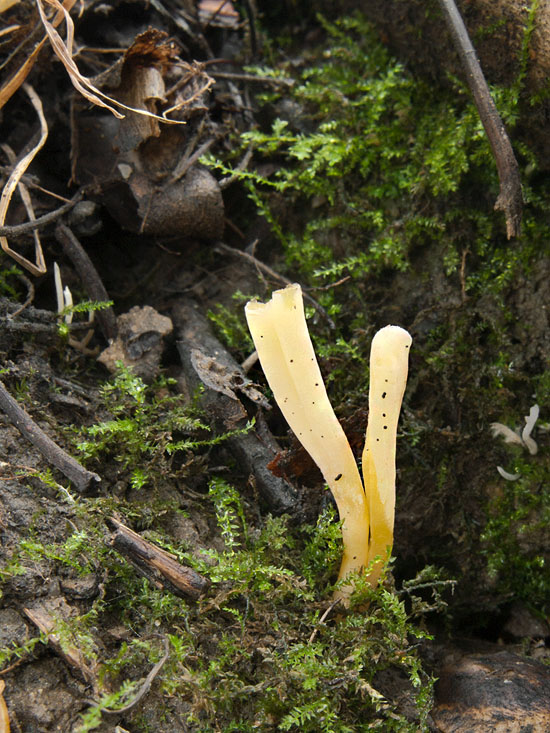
[75,494,440,732]
[74,363,251,491]
[482,428,550,614]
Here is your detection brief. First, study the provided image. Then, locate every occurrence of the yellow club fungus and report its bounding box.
[362,325,412,587]
[245,283,411,601]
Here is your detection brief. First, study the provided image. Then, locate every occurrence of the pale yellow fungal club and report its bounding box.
[362,325,412,588]
[245,283,411,602]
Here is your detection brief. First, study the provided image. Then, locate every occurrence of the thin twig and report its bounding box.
[437,0,522,238]
[0,317,94,334]
[219,146,254,190]
[0,379,101,492]
[168,117,206,184]
[169,136,216,185]
[0,189,83,238]
[308,599,341,644]
[95,636,170,715]
[55,223,117,342]
[215,241,335,328]
[9,271,35,317]
[210,71,294,86]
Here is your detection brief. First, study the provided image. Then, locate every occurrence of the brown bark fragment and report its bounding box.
[106,517,209,601]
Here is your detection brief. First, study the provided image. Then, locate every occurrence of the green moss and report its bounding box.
[482,452,550,614]
[207,291,255,355]
[73,363,250,490]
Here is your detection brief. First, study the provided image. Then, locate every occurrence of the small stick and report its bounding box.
[9,271,34,317]
[437,0,522,238]
[215,241,335,328]
[55,222,117,342]
[0,190,83,238]
[105,517,209,601]
[24,604,97,687]
[210,71,294,86]
[219,146,253,190]
[0,379,101,492]
[0,317,94,335]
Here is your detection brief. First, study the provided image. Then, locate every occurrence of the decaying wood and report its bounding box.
[0,379,101,492]
[172,301,300,515]
[437,0,522,238]
[105,517,209,601]
[24,601,98,689]
[55,222,117,343]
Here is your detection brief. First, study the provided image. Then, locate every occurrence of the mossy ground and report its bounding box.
[0,8,549,732]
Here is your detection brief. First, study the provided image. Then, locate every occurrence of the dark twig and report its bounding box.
[0,190,84,238]
[219,146,254,190]
[241,0,258,58]
[437,0,522,238]
[0,317,95,335]
[9,271,34,317]
[210,71,294,87]
[169,136,216,184]
[106,517,209,601]
[0,380,101,492]
[215,241,335,328]
[55,222,117,342]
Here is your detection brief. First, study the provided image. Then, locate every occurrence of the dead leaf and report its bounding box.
[0,0,18,12]
[191,348,270,407]
[35,0,186,124]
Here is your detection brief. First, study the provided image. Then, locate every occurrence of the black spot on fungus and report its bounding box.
[335,473,342,481]
[315,382,319,386]
[312,401,315,405]
[382,413,386,417]
[383,425,388,429]
[382,392,387,398]
[376,438,380,442]
[290,359,294,363]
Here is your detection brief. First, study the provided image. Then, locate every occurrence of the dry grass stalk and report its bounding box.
[0,83,47,275]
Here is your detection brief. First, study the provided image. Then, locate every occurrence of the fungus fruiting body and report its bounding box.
[245,285,370,588]
[362,325,412,586]
[245,284,411,599]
